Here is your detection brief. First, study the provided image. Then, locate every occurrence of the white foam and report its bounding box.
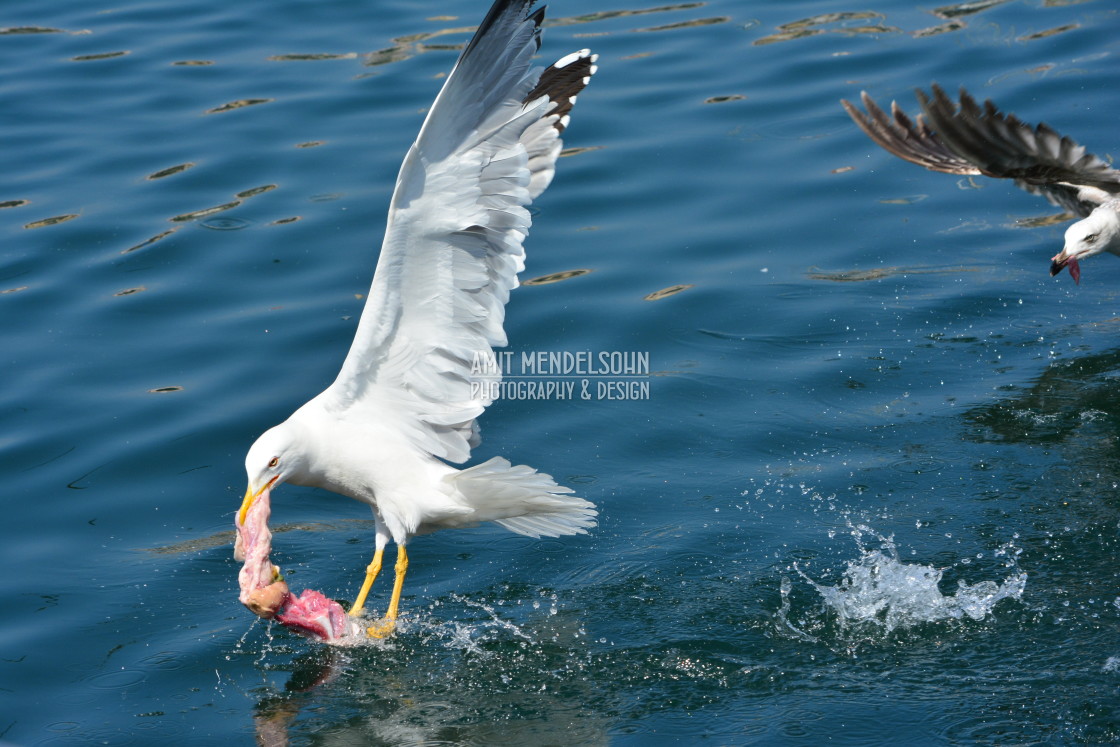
[791,525,1026,635]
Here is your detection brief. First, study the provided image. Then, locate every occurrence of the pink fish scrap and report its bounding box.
[235,487,356,643]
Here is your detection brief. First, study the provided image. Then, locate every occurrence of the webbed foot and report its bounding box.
[366,618,396,638]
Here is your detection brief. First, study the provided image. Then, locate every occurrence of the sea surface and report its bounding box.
[3,0,1120,744]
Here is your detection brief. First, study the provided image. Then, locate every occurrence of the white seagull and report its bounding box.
[238,0,598,638]
[842,84,1120,283]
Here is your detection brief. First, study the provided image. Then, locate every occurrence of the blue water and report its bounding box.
[3,0,1120,743]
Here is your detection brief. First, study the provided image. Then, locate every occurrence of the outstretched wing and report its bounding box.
[317,0,597,463]
[843,84,1120,216]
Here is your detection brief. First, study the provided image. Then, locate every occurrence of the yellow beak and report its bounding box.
[238,477,277,526]
[237,485,256,527]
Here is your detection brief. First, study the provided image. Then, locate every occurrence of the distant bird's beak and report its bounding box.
[238,476,278,526]
[1050,251,1081,285]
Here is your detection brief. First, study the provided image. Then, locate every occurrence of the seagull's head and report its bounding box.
[1051,205,1120,283]
[239,422,306,526]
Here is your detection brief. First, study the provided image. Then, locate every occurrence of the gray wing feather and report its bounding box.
[319,0,597,463]
[843,83,1120,217]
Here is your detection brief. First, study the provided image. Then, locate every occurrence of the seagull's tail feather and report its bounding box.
[452,456,597,537]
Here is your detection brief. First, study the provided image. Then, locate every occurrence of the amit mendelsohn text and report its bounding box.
[471,351,650,377]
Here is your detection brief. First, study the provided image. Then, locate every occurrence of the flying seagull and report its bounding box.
[842,84,1120,283]
[238,0,598,638]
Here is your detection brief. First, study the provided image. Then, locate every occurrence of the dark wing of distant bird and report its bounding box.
[842,83,1120,217]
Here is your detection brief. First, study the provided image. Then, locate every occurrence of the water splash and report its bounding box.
[416,594,537,657]
[781,524,1026,642]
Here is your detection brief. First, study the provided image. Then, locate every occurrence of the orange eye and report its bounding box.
[268,457,279,468]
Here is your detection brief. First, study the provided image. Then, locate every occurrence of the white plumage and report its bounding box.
[239,0,598,637]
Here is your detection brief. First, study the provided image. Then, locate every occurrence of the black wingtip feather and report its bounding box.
[524,50,597,133]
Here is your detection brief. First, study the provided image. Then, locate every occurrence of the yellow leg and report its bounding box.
[367,546,408,638]
[350,547,384,617]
